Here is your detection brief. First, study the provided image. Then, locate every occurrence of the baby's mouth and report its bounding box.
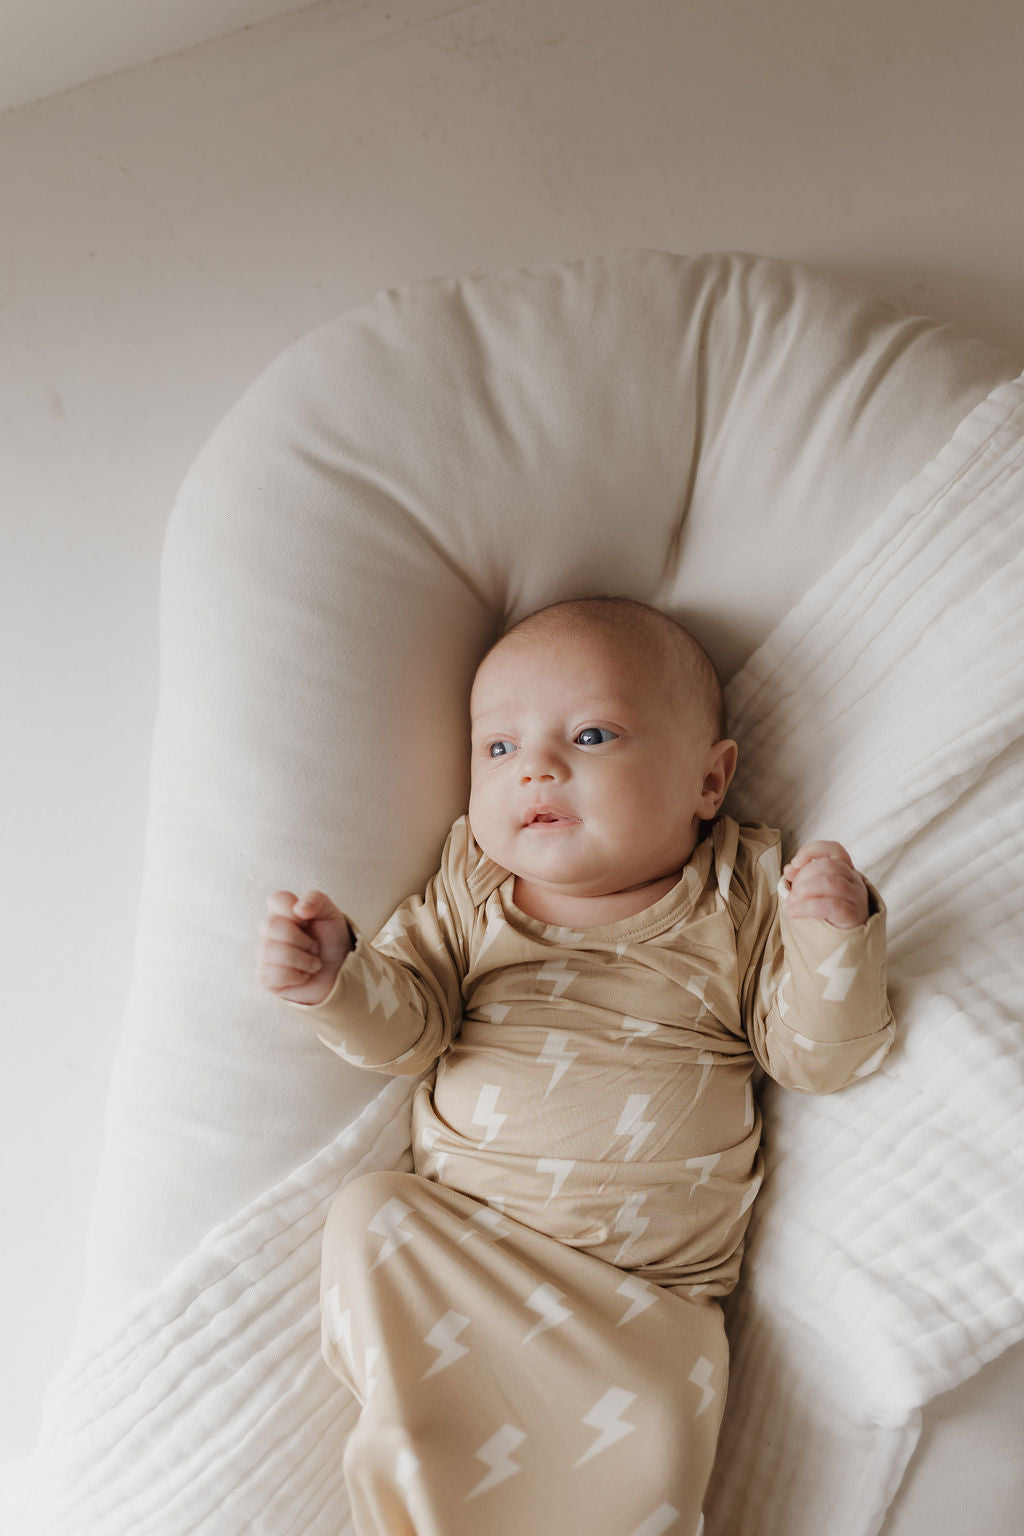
[524,808,580,826]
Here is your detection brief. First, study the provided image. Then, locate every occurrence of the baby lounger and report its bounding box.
[4,250,1023,1536]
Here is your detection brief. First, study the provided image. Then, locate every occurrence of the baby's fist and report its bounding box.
[257,889,353,1006]
[781,842,869,929]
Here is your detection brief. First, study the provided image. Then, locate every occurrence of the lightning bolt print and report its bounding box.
[322,1285,354,1367]
[457,1205,511,1245]
[853,1032,894,1077]
[628,1505,681,1536]
[538,1031,579,1094]
[464,1424,527,1500]
[620,1016,659,1049]
[521,1284,573,1345]
[685,1153,721,1199]
[816,940,858,1002]
[574,1387,638,1466]
[363,1343,381,1402]
[361,956,401,1019]
[611,1191,650,1263]
[418,1125,448,1178]
[536,959,577,997]
[738,1168,763,1216]
[613,1094,656,1160]
[421,1310,471,1379]
[689,1356,717,1417]
[367,1197,415,1270]
[685,974,711,1015]
[614,1275,659,1327]
[471,1084,507,1144]
[377,907,415,944]
[537,1157,575,1203]
[395,1447,420,1495]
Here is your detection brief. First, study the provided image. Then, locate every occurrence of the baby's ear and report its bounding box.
[700,739,738,813]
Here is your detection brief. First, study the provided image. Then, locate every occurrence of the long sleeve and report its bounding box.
[734,825,895,1093]
[294,818,479,1076]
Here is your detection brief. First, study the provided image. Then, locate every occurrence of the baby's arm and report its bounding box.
[257,820,477,1076]
[740,829,893,1093]
[257,889,354,1007]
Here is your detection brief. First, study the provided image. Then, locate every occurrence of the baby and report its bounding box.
[258,597,894,1536]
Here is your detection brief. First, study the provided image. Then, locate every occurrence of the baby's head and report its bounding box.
[468,597,737,916]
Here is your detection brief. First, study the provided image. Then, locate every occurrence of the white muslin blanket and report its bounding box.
[4,377,1023,1536]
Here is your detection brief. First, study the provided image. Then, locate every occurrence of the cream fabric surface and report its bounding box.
[7,251,1020,1534]
[3,365,1022,1536]
[77,250,1014,1326]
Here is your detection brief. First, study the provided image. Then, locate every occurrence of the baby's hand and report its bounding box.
[780,842,869,929]
[257,889,354,1006]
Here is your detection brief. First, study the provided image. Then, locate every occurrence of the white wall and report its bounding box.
[2,0,1022,1462]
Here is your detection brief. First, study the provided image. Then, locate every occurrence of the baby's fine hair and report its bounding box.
[489,596,728,741]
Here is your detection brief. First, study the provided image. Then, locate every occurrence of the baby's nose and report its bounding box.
[518,750,563,784]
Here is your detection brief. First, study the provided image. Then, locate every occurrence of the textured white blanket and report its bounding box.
[4,377,1023,1536]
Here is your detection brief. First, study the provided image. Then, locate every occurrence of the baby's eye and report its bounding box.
[488,739,517,758]
[575,727,618,747]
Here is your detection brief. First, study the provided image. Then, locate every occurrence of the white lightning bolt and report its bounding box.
[537,1157,575,1203]
[421,1310,471,1379]
[684,1049,716,1113]
[536,959,577,997]
[614,1275,658,1327]
[853,1032,894,1078]
[395,1447,420,1495]
[476,1000,510,1022]
[689,1356,716,1417]
[816,940,857,1002]
[458,1205,511,1245]
[738,1169,763,1216]
[464,1424,527,1500]
[685,974,711,1014]
[521,1283,573,1345]
[685,1153,721,1199]
[543,926,586,943]
[471,1084,506,1144]
[619,1016,659,1049]
[611,1191,650,1263]
[627,1504,681,1536]
[574,1387,638,1466]
[377,907,415,944]
[613,1094,655,1160]
[368,1197,415,1270]
[362,957,400,1018]
[538,1031,579,1094]
[758,961,782,1016]
[322,1286,354,1367]
[473,918,504,958]
[758,843,781,888]
[364,1343,380,1402]
[418,1125,448,1178]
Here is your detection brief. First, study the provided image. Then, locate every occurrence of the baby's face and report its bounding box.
[468,629,729,908]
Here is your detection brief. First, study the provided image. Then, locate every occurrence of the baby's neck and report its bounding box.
[512,870,682,929]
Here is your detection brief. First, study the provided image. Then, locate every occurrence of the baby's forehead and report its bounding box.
[471,629,680,717]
